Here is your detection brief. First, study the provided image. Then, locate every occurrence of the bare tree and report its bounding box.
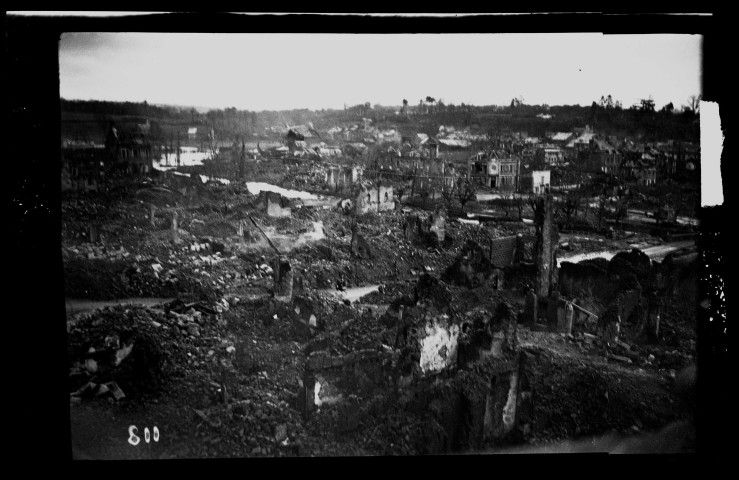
[457,177,477,213]
[514,195,525,221]
[205,128,222,177]
[596,195,607,230]
[441,179,456,208]
[396,185,406,204]
[687,94,701,114]
[614,198,629,226]
[501,193,513,219]
[426,96,436,114]
[561,191,582,229]
[528,195,544,222]
[640,97,656,113]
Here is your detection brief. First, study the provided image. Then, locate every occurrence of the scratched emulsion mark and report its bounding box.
[700,100,724,207]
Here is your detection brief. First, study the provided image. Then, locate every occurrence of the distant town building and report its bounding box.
[550,132,575,146]
[622,157,657,186]
[286,125,321,152]
[438,138,472,150]
[566,129,597,160]
[498,157,521,192]
[576,137,622,174]
[469,151,500,188]
[520,169,551,194]
[105,122,152,174]
[422,136,440,159]
[542,146,565,165]
[137,119,151,135]
[61,145,107,192]
[343,143,368,157]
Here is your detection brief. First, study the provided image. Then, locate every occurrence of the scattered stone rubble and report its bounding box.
[65,174,697,458]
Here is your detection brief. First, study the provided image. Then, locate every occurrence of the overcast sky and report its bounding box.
[59,32,702,112]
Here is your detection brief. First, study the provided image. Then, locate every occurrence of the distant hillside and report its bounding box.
[60,98,700,145]
[151,103,213,114]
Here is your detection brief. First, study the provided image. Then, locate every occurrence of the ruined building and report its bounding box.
[297,271,532,453]
[325,164,363,193]
[354,184,395,214]
[105,122,153,174]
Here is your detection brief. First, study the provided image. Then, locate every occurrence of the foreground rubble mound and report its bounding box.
[68,299,231,399]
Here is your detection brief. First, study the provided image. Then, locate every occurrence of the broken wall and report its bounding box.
[427,206,447,243]
[273,256,293,302]
[299,349,397,420]
[418,354,530,452]
[355,185,395,214]
[488,235,524,268]
[418,314,460,374]
[325,164,364,193]
[262,191,292,218]
[442,241,496,288]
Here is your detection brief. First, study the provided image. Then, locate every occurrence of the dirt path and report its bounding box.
[66,297,175,316]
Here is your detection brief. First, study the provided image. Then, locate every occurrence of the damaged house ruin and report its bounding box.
[105,122,153,175]
[296,269,533,453]
[354,184,395,214]
[325,164,364,193]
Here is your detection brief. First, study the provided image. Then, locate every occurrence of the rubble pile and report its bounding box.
[64,243,131,260]
[441,240,497,288]
[64,175,697,458]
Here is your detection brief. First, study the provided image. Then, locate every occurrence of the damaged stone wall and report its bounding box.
[299,349,397,420]
[288,247,531,453]
[488,234,524,268]
[404,209,447,246]
[418,314,460,374]
[556,248,695,347]
[441,241,496,288]
[273,256,293,302]
[417,353,531,452]
[428,206,447,243]
[326,165,363,192]
[355,185,395,214]
[261,191,292,218]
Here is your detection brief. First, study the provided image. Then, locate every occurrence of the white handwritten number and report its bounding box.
[128,426,140,446]
[128,425,159,446]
